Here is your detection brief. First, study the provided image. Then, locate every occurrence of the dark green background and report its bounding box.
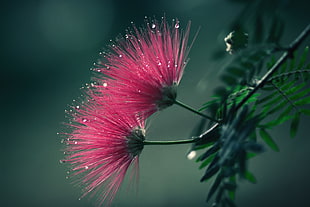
[1,0,310,206]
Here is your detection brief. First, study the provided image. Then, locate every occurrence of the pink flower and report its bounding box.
[93,18,192,117]
[62,98,146,206]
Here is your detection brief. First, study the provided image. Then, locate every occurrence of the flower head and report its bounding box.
[93,18,192,117]
[62,97,146,206]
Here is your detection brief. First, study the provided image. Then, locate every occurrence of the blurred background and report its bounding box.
[1,0,310,206]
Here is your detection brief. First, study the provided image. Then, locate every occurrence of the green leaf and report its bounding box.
[199,101,219,113]
[228,176,236,200]
[261,114,294,129]
[225,197,237,207]
[257,90,278,104]
[193,142,215,151]
[295,96,310,106]
[261,95,284,115]
[235,93,260,105]
[261,80,302,115]
[259,129,280,152]
[285,82,306,96]
[245,171,257,184]
[207,174,222,202]
[267,100,289,115]
[279,61,288,74]
[290,87,310,101]
[246,152,258,159]
[300,109,310,116]
[201,165,220,182]
[199,154,216,169]
[290,113,300,138]
[278,106,293,120]
[267,56,276,69]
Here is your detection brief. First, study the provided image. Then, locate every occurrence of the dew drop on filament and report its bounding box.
[82,118,88,123]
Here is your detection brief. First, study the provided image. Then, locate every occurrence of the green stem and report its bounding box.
[174,99,219,123]
[143,138,197,146]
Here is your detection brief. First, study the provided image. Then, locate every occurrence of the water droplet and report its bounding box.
[103,82,108,87]
[59,160,65,164]
[76,106,80,109]
[85,166,89,170]
[119,54,122,58]
[74,141,78,144]
[151,23,156,29]
[157,62,162,66]
[82,118,88,123]
[66,176,69,179]
[187,151,196,160]
[125,34,129,39]
[175,22,180,29]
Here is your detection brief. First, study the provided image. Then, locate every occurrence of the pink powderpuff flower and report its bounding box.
[93,18,193,117]
[61,97,146,206]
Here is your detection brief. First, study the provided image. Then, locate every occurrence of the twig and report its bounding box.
[236,24,310,111]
